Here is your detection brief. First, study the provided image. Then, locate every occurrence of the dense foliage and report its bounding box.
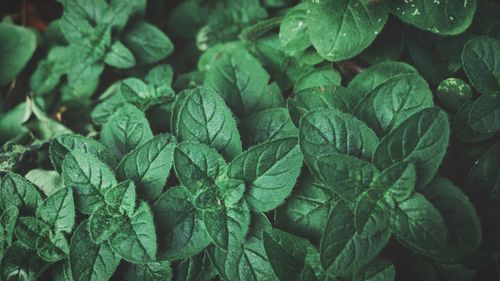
[0,0,499,280]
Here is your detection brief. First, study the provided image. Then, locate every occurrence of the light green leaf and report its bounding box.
[373,108,450,188]
[388,0,476,35]
[279,3,311,53]
[62,151,117,214]
[293,66,342,93]
[462,36,500,95]
[228,137,303,212]
[25,169,63,197]
[306,0,388,61]
[0,23,37,86]
[104,40,136,68]
[174,86,242,160]
[116,134,175,201]
[70,221,121,281]
[100,104,153,159]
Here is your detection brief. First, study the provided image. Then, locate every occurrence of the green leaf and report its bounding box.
[240,108,298,147]
[123,261,172,281]
[353,189,388,237]
[116,134,175,201]
[204,48,284,117]
[70,221,121,281]
[109,201,158,263]
[371,162,416,203]
[462,36,500,95]
[1,206,19,247]
[306,0,388,61]
[0,23,37,86]
[62,150,117,214]
[25,169,63,197]
[153,186,211,259]
[124,21,174,64]
[420,177,482,261]
[279,3,311,53]
[275,170,335,242]
[466,142,500,200]
[174,86,242,160]
[104,40,136,68]
[437,78,473,111]
[320,200,391,277]
[373,108,450,188]
[207,213,278,281]
[308,154,379,202]
[1,242,45,281]
[177,252,217,281]
[120,78,157,110]
[293,66,342,93]
[353,259,395,281]
[388,0,477,35]
[50,134,116,173]
[451,101,495,142]
[228,137,303,212]
[263,229,313,281]
[390,193,448,257]
[174,142,228,193]
[100,104,154,159]
[354,74,434,136]
[36,188,75,233]
[88,204,124,244]
[0,172,41,212]
[104,180,137,216]
[287,86,353,126]
[299,109,379,164]
[203,198,250,250]
[14,217,69,262]
[468,94,500,133]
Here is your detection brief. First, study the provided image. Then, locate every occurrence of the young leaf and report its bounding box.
[0,173,41,212]
[116,134,175,201]
[88,204,124,244]
[299,108,379,164]
[306,0,388,61]
[462,36,500,95]
[123,261,173,281]
[174,86,242,160]
[153,186,211,259]
[373,108,450,188]
[240,108,298,147]
[372,162,416,203]
[174,142,227,193]
[100,104,154,159]
[204,48,284,117]
[70,221,121,281]
[124,21,174,64]
[0,23,37,86]
[36,188,75,233]
[320,200,391,277]
[62,150,117,214]
[228,137,303,212]
[109,201,158,263]
[104,180,137,216]
[388,0,476,35]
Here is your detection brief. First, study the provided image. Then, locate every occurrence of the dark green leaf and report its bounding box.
[462,36,500,95]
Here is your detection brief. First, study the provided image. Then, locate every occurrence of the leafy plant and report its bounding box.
[1,0,499,280]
